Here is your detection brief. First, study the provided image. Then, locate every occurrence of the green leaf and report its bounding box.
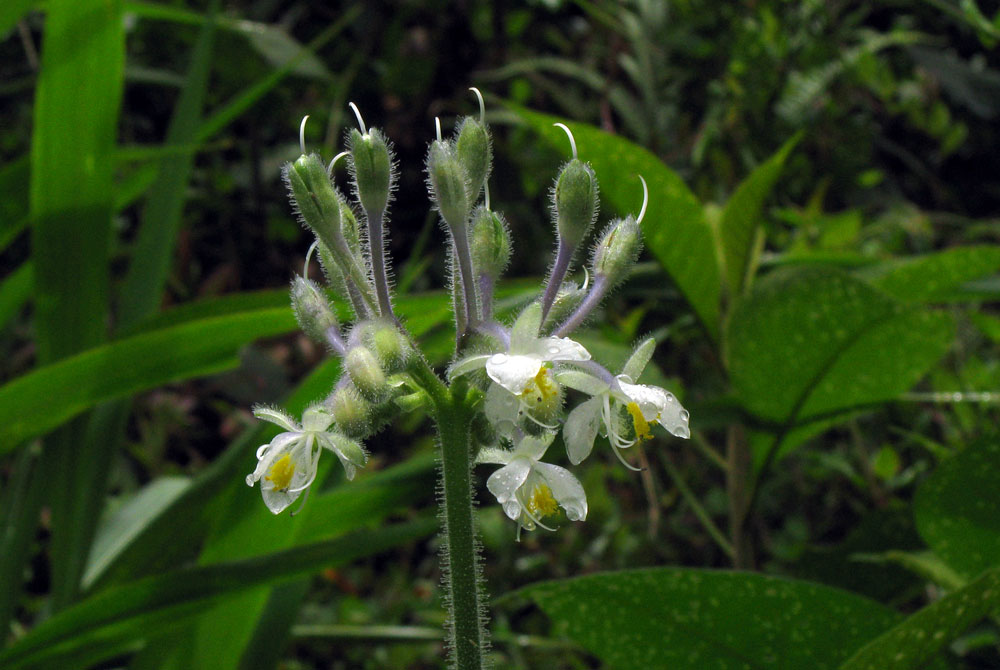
[0,307,296,454]
[82,477,192,590]
[860,245,1000,303]
[0,155,29,253]
[726,268,954,459]
[718,133,801,297]
[914,438,1000,580]
[839,568,1000,670]
[520,568,904,669]
[0,262,32,327]
[0,519,436,670]
[0,0,35,40]
[512,106,721,339]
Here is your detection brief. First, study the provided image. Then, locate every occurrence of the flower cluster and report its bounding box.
[249,91,690,534]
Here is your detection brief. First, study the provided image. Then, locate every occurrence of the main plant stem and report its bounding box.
[408,361,487,669]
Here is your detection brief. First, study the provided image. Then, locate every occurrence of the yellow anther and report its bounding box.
[521,367,558,404]
[265,453,296,491]
[626,402,652,442]
[527,484,559,518]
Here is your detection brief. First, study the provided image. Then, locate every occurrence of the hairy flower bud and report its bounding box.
[290,276,339,345]
[592,216,642,287]
[469,206,511,280]
[554,159,598,249]
[541,282,587,332]
[345,345,389,401]
[285,154,343,251]
[455,116,491,201]
[372,324,410,370]
[348,128,393,215]
[427,140,470,230]
[328,386,371,439]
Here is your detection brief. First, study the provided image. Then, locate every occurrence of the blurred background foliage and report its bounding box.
[1,0,999,668]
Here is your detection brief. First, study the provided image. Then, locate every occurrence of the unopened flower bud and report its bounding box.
[290,276,339,345]
[284,154,343,251]
[328,386,371,438]
[554,159,598,248]
[541,282,586,331]
[427,140,470,230]
[345,346,388,401]
[456,116,491,201]
[372,324,410,370]
[348,128,393,215]
[592,216,642,287]
[469,206,511,280]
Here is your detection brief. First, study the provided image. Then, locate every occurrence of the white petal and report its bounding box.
[514,432,554,461]
[486,458,532,505]
[476,446,514,466]
[554,369,609,396]
[258,441,315,514]
[319,433,368,470]
[563,396,603,465]
[484,382,520,437]
[657,391,691,439]
[252,405,300,432]
[301,405,334,432]
[486,354,542,393]
[531,336,591,363]
[621,337,656,383]
[447,354,491,380]
[509,302,542,353]
[617,382,669,421]
[246,432,303,486]
[261,486,302,514]
[534,462,588,522]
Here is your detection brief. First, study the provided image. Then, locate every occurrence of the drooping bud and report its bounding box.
[427,140,470,230]
[456,116,491,202]
[290,275,339,345]
[553,158,599,249]
[345,345,388,401]
[371,324,410,370]
[348,128,393,215]
[469,206,511,280]
[284,154,343,250]
[328,386,371,439]
[592,216,642,287]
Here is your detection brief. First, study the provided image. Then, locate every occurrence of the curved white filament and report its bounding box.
[637,174,649,224]
[469,86,485,124]
[348,101,367,134]
[553,122,577,160]
[299,115,310,155]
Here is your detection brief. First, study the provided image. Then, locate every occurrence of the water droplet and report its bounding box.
[489,353,508,365]
[547,345,561,355]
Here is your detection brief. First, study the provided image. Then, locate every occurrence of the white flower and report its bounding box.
[448,302,590,394]
[246,405,367,514]
[560,338,690,469]
[479,432,588,540]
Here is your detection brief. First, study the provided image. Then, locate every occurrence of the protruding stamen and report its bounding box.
[348,101,367,135]
[303,239,319,278]
[553,122,578,160]
[484,181,491,210]
[435,116,442,142]
[637,174,649,224]
[469,86,485,124]
[581,266,590,291]
[327,150,350,177]
[299,115,310,155]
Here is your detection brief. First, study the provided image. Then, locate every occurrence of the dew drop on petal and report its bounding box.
[489,353,508,365]
[547,345,561,355]
[680,409,690,420]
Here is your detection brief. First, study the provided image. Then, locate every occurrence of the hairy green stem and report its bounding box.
[407,358,488,669]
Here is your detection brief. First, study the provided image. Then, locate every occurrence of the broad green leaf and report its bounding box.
[0,308,296,454]
[914,438,1000,580]
[859,245,1000,303]
[520,568,905,669]
[513,106,721,339]
[0,155,29,253]
[0,519,435,670]
[0,262,32,327]
[718,133,801,297]
[82,477,192,590]
[840,567,1000,670]
[0,0,35,40]
[726,268,954,458]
